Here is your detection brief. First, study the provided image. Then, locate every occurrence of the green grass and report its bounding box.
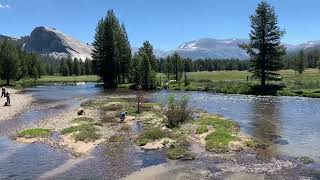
[195,117,238,153]
[205,128,236,153]
[71,117,96,124]
[196,125,208,134]
[18,128,51,138]
[32,75,99,83]
[167,146,195,160]
[298,156,315,164]
[135,128,166,146]
[10,75,99,88]
[164,69,320,98]
[61,123,101,142]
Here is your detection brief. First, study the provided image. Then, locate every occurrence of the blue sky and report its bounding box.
[1,0,320,50]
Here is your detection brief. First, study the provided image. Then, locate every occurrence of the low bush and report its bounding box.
[163,95,194,128]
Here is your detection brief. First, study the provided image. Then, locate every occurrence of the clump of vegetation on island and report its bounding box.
[61,123,101,142]
[167,145,196,160]
[298,156,315,164]
[71,117,96,124]
[17,128,51,138]
[135,128,166,146]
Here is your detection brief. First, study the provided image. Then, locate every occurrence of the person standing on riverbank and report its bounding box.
[5,91,10,106]
[1,87,6,98]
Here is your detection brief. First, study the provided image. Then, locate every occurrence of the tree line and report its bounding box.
[0,40,95,85]
[0,40,44,85]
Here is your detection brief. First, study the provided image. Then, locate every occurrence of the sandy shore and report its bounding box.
[0,88,33,121]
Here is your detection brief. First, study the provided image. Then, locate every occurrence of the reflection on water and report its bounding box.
[249,98,281,160]
[151,90,320,162]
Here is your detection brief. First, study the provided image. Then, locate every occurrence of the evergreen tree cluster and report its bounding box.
[283,49,320,72]
[92,10,131,88]
[0,40,44,85]
[129,41,157,89]
[58,57,93,76]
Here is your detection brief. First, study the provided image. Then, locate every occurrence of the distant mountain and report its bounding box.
[0,34,22,47]
[2,27,320,60]
[168,38,320,60]
[22,26,93,60]
[169,38,250,60]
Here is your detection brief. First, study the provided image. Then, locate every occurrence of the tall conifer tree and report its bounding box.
[240,1,285,87]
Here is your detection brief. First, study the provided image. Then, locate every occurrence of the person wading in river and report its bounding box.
[1,87,6,98]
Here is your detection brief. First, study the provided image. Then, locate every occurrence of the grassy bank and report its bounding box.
[166,69,320,98]
[4,75,99,88]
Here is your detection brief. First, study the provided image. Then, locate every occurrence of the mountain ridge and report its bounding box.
[1,26,320,60]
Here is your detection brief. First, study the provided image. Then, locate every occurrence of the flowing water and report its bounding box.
[0,84,167,179]
[151,90,320,162]
[0,84,319,179]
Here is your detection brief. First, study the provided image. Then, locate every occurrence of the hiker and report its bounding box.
[1,87,6,98]
[119,112,126,122]
[5,91,10,106]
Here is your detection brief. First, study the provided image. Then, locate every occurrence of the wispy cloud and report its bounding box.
[0,3,10,8]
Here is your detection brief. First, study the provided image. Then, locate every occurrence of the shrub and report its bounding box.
[18,128,51,138]
[163,95,194,128]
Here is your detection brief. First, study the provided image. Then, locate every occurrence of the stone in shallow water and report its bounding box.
[273,139,289,145]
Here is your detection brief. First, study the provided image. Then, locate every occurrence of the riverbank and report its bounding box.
[0,88,33,121]
[9,75,99,88]
[12,92,315,179]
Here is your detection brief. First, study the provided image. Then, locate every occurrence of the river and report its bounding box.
[0,83,319,179]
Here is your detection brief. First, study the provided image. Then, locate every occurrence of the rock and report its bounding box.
[23,26,93,60]
[77,109,85,115]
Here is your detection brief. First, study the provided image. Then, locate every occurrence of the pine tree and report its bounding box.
[59,59,70,76]
[138,41,157,71]
[117,24,132,83]
[294,50,306,74]
[129,42,157,89]
[240,1,285,87]
[73,58,81,76]
[0,40,20,85]
[84,58,92,75]
[171,52,183,81]
[66,56,73,76]
[92,10,120,88]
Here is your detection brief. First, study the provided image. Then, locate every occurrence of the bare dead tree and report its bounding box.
[135,85,144,113]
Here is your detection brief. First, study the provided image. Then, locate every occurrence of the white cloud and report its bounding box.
[0,4,10,8]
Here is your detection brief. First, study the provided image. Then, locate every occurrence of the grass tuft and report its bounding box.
[18,128,51,138]
[167,145,196,160]
[196,125,208,134]
[298,156,315,164]
[135,128,165,146]
[72,117,95,124]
